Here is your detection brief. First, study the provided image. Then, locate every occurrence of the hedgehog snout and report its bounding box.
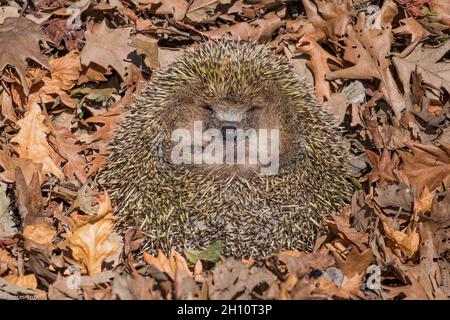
[220,122,239,141]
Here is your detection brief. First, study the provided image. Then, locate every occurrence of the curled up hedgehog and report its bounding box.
[98,41,353,258]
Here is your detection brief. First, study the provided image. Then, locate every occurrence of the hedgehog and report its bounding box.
[98,41,353,258]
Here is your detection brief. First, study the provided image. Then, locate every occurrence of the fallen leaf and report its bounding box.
[398,141,450,193]
[10,103,64,179]
[67,192,120,275]
[185,240,222,265]
[361,149,400,187]
[81,20,134,80]
[23,223,56,246]
[0,17,51,95]
[4,274,38,290]
[29,50,82,107]
[0,149,43,185]
[414,187,436,213]
[393,17,431,57]
[393,41,450,98]
[327,216,369,251]
[334,248,373,294]
[378,211,420,259]
[296,34,341,102]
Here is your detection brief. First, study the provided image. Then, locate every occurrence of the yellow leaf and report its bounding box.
[10,103,64,179]
[23,223,56,246]
[67,192,119,275]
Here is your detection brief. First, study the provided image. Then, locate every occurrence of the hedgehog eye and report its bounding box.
[203,105,214,113]
[248,106,257,112]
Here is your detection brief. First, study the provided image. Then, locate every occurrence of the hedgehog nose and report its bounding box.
[221,123,238,141]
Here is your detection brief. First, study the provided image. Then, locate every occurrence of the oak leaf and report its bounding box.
[398,141,450,193]
[67,192,120,275]
[10,103,64,179]
[0,17,51,96]
[80,20,134,80]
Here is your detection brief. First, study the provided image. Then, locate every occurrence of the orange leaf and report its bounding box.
[67,192,120,275]
[23,223,56,246]
[10,103,64,179]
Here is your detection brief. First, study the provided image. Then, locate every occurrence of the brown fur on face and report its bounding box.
[159,83,301,177]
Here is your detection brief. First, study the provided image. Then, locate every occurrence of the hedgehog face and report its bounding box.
[160,85,292,176]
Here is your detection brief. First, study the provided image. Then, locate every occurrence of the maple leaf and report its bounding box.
[0,17,51,96]
[398,141,450,193]
[67,192,120,275]
[10,103,64,179]
[80,20,134,80]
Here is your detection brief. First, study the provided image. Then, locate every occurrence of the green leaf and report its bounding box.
[185,240,222,265]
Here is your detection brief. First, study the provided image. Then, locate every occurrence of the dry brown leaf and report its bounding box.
[333,247,373,297]
[49,127,88,183]
[327,4,408,120]
[361,149,400,187]
[392,41,450,97]
[186,0,222,23]
[1,89,16,122]
[431,0,450,26]
[204,14,283,42]
[144,248,196,299]
[130,34,160,69]
[0,247,17,274]
[81,20,134,80]
[296,34,341,102]
[0,149,43,184]
[301,0,354,41]
[326,215,369,251]
[29,50,82,107]
[10,103,64,179]
[67,192,120,275]
[393,17,431,57]
[398,141,450,193]
[0,17,51,96]
[378,211,420,259]
[139,0,189,21]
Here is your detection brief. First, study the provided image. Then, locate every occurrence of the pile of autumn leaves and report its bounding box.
[0,0,449,299]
